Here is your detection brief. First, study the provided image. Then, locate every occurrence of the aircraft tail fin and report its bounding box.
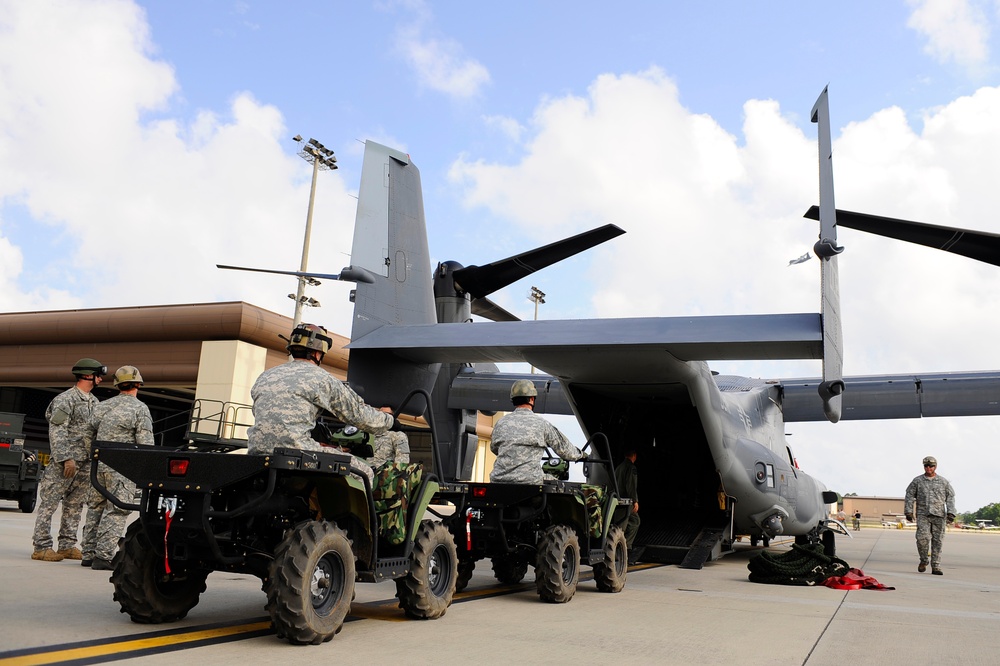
[810,87,845,423]
[346,141,440,414]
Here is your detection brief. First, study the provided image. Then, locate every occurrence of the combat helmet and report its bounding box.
[287,323,334,356]
[72,358,107,378]
[510,379,538,399]
[113,365,144,388]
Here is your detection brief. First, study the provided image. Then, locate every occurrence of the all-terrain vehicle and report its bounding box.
[90,392,464,645]
[446,434,630,603]
[0,412,41,513]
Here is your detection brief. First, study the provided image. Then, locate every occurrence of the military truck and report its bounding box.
[446,434,630,603]
[0,412,41,513]
[90,395,464,645]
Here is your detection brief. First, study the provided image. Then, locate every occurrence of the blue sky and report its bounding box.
[3,0,1000,509]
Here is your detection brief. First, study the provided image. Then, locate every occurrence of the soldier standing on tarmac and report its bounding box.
[81,366,154,570]
[905,455,957,576]
[614,449,640,561]
[490,379,586,484]
[31,358,106,562]
[247,324,395,485]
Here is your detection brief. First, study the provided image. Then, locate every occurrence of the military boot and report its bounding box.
[56,547,83,560]
[932,568,943,575]
[90,558,114,571]
[917,561,927,572]
[31,548,65,562]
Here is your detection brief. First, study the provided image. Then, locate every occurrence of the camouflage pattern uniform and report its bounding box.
[32,387,99,554]
[247,361,394,485]
[489,407,585,483]
[614,457,640,548]
[904,473,956,570]
[368,431,410,469]
[81,394,154,562]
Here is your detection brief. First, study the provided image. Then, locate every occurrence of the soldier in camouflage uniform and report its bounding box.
[247,324,395,485]
[490,379,586,483]
[614,449,640,560]
[904,455,956,575]
[368,431,410,470]
[81,366,154,570]
[31,358,106,562]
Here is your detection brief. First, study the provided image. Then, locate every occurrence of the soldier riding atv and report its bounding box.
[92,323,464,645]
[445,380,630,603]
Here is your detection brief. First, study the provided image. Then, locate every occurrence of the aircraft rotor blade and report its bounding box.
[804,206,1000,268]
[452,224,625,298]
[471,297,521,322]
[216,264,376,284]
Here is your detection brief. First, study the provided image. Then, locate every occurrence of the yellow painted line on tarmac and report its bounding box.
[0,620,273,666]
[0,564,665,663]
[348,601,413,622]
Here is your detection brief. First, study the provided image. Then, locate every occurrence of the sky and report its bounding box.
[2,0,1000,511]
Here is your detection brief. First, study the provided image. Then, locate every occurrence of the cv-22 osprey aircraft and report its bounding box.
[225,87,1000,568]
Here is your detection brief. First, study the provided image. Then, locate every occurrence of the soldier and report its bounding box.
[247,323,395,485]
[368,431,410,469]
[904,455,956,575]
[490,379,585,483]
[614,449,640,560]
[31,358,106,562]
[81,366,154,570]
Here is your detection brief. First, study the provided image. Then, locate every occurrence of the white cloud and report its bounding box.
[482,114,525,143]
[450,72,1000,510]
[396,26,490,99]
[451,68,815,319]
[906,0,991,66]
[0,1,359,331]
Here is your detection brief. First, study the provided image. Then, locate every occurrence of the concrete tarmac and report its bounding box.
[2,506,998,666]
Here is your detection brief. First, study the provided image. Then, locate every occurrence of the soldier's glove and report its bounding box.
[905,513,914,522]
[947,513,956,523]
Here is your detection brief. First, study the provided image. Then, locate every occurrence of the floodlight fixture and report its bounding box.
[291,135,338,327]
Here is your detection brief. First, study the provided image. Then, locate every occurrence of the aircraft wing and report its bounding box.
[348,313,823,384]
[781,371,1000,421]
[445,367,1000,421]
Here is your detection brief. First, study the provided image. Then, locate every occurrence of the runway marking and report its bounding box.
[0,563,665,663]
[0,618,273,666]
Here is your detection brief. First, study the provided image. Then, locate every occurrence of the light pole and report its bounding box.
[528,286,545,373]
[290,135,338,328]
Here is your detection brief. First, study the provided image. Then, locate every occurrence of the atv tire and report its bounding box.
[18,489,36,513]
[535,524,580,603]
[111,521,208,623]
[593,525,627,593]
[491,554,529,585]
[455,558,476,593]
[396,520,457,619]
[266,520,355,645]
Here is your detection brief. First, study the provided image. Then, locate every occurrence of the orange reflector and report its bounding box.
[472,486,487,498]
[167,458,190,476]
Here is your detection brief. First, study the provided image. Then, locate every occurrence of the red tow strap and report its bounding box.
[822,567,895,590]
[163,501,176,574]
